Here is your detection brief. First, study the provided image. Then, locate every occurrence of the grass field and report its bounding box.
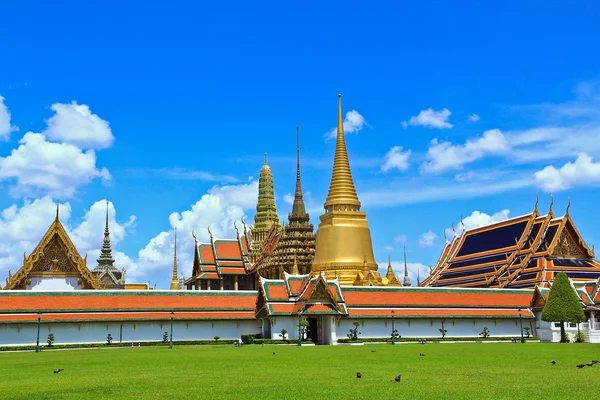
[1,343,598,399]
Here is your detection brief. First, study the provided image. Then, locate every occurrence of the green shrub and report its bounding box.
[106,334,113,345]
[439,328,447,339]
[47,333,55,347]
[279,329,288,340]
[214,336,220,343]
[480,327,490,338]
[241,334,260,344]
[347,321,361,341]
[575,331,585,343]
[162,332,169,343]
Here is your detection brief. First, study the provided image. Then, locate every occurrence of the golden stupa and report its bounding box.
[311,94,383,286]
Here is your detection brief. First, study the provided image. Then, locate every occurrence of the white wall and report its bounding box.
[337,318,531,340]
[0,320,262,346]
[27,277,81,290]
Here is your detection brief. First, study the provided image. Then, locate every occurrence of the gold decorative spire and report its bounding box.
[417,269,421,286]
[55,202,60,221]
[251,153,279,254]
[170,229,180,290]
[290,254,300,275]
[95,200,116,272]
[385,255,394,280]
[323,94,361,211]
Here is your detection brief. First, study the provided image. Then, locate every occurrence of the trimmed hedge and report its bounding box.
[337,336,539,344]
[252,339,314,345]
[240,333,262,344]
[0,339,238,352]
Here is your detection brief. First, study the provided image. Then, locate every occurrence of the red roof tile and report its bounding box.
[348,308,534,318]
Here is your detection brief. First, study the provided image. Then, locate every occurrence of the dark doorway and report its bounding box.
[307,317,320,344]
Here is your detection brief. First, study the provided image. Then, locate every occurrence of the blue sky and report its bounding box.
[1,1,600,287]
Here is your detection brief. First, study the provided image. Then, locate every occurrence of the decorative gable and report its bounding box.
[550,220,591,259]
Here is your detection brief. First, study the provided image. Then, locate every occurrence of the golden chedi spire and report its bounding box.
[251,154,280,254]
[170,229,181,290]
[312,94,379,286]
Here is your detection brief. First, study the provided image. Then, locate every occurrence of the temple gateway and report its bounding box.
[1,95,600,346]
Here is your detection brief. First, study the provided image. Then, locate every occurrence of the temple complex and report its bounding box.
[423,198,600,289]
[93,201,126,289]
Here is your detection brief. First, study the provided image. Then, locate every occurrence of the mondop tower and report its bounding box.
[311,94,380,286]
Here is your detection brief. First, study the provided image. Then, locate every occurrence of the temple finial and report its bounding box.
[264,152,268,165]
[385,254,394,281]
[460,214,466,232]
[403,246,411,287]
[290,253,300,275]
[549,194,554,212]
[566,196,571,215]
[534,192,539,212]
[452,222,456,236]
[417,269,421,287]
[170,229,180,290]
[323,94,361,211]
[55,202,59,221]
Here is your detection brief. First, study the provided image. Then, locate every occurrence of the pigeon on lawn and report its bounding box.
[394,375,401,382]
[371,350,376,353]
[592,360,599,365]
[551,360,556,365]
[356,372,362,378]
[587,362,594,367]
[272,352,275,355]
[419,353,425,357]
[53,369,64,374]
[576,364,586,369]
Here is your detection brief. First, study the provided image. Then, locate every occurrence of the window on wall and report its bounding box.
[554,323,561,328]
[568,322,577,328]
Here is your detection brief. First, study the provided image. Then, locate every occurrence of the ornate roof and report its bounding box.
[250,154,280,255]
[93,201,126,289]
[3,206,99,290]
[424,199,600,289]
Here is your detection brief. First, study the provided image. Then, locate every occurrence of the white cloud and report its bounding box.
[402,108,453,129]
[420,129,510,173]
[132,181,259,280]
[534,153,600,192]
[381,146,411,172]
[42,102,114,150]
[394,234,407,244]
[444,209,510,238]
[0,197,135,281]
[468,114,480,123]
[283,193,294,205]
[384,245,393,252]
[418,230,437,247]
[378,261,429,286]
[325,110,368,140]
[0,96,18,140]
[0,132,111,198]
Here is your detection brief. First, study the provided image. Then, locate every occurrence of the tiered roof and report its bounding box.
[188,225,253,282]
[250,155,280,255]
[424,200,600,289]
[0,290,258,323]
[93,201,126,289]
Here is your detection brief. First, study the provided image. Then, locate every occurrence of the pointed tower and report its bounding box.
[170,229,181,290]
[403,246,411,287]
[93,201,126,289]
[251,153,280,254]
[312,95,379,285]
[385,255,395,281]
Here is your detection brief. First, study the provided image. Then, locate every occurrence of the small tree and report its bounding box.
[347,321,361,341]
[391,329,401,342]
[47,332,55,347]
[106,333,113,345]
[298,320,309,342]
[279,329,288,341]
[575,331,585,343]
[162,332,169,343]
[214,336,220,343]
[439,328,447,339]
[480,327,490,338]
[541,272,586,343]
[523,327,531,338]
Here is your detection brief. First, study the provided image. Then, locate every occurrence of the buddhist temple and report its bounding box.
[93,201,126,289]
[255,127,316,279]
[423,197,600,289]
[311,94,388,286]
[185,224,256,290]
[3,205,100,290]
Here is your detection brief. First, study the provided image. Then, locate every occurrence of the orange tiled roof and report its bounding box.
[347,308,535,318]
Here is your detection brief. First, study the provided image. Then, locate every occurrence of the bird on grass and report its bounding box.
[419,353,425,357]
[371,350,376,353]
[394,375,401,382]
[551,360,556,365]
[272,352,275,355]
[356,372,362,378]
[587,362,594,367]
[53,369,64,374]
[576,364,586,369]
[592,360,598,365]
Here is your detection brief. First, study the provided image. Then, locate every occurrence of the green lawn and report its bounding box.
[1,343,597,399]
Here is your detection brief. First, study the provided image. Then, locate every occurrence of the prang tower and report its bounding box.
[311,94,379,286]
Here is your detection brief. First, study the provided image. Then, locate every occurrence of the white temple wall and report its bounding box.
[0,320,261,347]
[268,317,300,340]
[337,318,530,340]
[27,277,81,290]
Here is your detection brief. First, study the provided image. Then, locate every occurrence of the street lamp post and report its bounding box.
[35,312,41,353]
[391,310,396,345]
[169,311,174,349]
[518,308,524,343]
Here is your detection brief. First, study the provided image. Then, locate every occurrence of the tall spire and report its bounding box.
[55,202,60,222]
[170,229,180,290]
[323,94,361,211]
[291,126,306,216]
[251,153,279,253]
[403,246,411,287]
[385,255,394,280]
[96,200,116,271]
